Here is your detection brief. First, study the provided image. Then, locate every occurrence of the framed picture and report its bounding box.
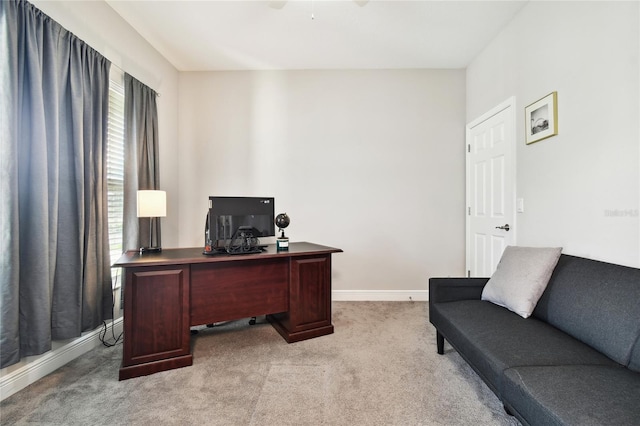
[525,91,558,144]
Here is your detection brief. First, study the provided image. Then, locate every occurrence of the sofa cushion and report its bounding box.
[628,337,640,373]
[503,365,640,425]
[533,254,640,367]
[481,246,562,318]
[430,300,617,396]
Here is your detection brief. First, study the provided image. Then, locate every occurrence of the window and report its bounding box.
[107,66,125,285]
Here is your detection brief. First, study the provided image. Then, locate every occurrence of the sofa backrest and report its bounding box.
[533,254,640,368]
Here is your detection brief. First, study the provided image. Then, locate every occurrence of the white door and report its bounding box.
[466,98,516,277]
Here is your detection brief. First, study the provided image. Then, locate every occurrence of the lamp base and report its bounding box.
[139,246,162,254]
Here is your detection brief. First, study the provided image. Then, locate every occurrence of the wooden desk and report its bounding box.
[114,242,342,380]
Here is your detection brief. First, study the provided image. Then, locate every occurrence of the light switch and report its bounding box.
[517,198,524,213]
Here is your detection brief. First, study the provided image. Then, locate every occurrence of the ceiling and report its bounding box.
[105,0,528,71]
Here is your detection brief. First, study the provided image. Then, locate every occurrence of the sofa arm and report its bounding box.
[428,277,489,304]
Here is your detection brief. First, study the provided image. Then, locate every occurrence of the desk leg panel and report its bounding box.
[120,266,191,379]
[268,255,334,341]
[119,354,193,380]
[268,316,334,343]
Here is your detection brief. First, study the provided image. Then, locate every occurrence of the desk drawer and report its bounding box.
[190,258,289,326]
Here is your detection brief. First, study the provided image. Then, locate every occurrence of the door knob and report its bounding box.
[495,224,510,231]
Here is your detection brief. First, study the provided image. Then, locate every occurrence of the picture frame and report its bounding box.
[525,91,558,144]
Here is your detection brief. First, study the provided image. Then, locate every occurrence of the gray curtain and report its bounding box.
[123,74,161,251]
[0,0,114,368]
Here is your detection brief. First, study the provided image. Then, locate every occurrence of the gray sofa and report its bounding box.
[429,254,640,425]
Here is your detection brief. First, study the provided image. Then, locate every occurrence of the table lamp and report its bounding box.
[137,190,166,253]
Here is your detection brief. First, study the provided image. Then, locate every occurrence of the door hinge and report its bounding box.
[468,207,471,215]
[467,270,471,277]
[467,144,470,153]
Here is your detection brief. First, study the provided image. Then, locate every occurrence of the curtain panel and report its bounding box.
[0,0,114,368]
[123,74,161,252]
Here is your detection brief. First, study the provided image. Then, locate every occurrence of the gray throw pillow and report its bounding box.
[481,246,562,318]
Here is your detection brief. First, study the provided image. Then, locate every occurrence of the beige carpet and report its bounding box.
[1,302,520,425]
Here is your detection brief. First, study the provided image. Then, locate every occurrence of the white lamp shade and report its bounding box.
[137,190,167,218]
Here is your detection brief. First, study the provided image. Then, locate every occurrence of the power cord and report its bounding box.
[99,268,124,347]
[225,226,262,254]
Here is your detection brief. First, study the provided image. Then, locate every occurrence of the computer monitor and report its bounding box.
[204,196,275,254]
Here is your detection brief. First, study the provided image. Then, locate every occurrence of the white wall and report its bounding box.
[178,70,467,295]
[467,1,640,267]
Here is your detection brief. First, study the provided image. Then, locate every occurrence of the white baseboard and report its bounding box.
[0,317,123,402]
[332,290,428,301]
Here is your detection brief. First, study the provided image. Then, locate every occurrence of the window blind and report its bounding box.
[107,69,125,282]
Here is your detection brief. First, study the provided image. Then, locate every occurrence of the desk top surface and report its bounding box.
[114,242,342,268]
